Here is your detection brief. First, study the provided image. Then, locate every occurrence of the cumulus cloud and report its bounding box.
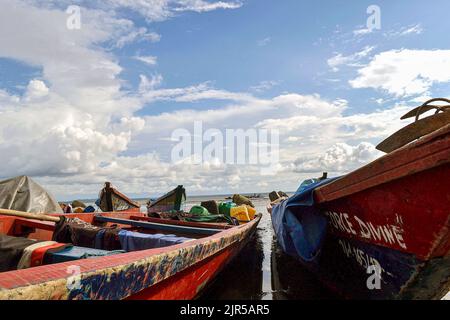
[293,142,382,174]
[0,1,142,178]
[25,80,49,100]
[350,49,450,97]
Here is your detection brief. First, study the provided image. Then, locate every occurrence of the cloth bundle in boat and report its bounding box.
[53,216,194,252]
[118,230,193,251]
[0,234,69,272]
[271,178,337,264]
[53,216,122,250]
[94,228,123,251]
[0,234,37,272]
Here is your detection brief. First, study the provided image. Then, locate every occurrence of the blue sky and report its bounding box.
[1,0,450,200]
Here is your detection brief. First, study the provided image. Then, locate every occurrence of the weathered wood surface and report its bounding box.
[377,112,450,153]
[0,212,261,300]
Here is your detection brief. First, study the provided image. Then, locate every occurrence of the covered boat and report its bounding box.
[97,182,140,213]
[0,208,261,300]
[0,176,62,214]
[269,99,450,299]
[147,185,186,216]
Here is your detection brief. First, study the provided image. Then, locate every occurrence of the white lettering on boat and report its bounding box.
[338,239,394,282]
[325,211,407,250]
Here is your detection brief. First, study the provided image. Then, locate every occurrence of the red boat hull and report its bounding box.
[127,242,240,299]
[270,124,450,299]
[315,124,450,261]
[312,124,450,299]
[0,212,261,300]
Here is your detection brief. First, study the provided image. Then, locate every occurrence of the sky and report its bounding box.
[1,0,450,200]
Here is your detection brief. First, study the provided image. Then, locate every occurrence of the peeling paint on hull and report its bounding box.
[0,215,261,300]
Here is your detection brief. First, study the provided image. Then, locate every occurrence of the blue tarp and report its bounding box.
[118,230,193,252]
[271,178,337,264]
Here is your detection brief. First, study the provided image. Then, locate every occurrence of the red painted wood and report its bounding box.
[14,218,55,232]
[0,213,260,296]
[319,164,450,260]
[311,125,450,261]
[127,245,236,300]
[0,217,15,235]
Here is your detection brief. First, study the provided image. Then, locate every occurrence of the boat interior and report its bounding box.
[0,211,235,273]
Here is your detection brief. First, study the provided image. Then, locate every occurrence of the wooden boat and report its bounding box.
[0,210,261,300]
[97,182,140,212]
[269,100,450,299]
[147,185,186,216]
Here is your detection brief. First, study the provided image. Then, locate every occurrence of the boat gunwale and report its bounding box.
[0,212,261,300]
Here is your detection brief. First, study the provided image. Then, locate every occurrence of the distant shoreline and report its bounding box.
[59,191,295,204]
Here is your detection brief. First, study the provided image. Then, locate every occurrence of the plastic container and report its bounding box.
[230,205,251,223]
[219,202,236,217]
[245,205,257,220]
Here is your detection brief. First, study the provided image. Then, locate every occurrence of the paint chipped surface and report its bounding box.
[0,216,259,300]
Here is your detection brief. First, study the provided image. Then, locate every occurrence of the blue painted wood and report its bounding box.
[47,246,124,263]
[94,216,221,235]
[313,233,421,299]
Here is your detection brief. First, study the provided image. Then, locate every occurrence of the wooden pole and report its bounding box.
[0,209,60,223]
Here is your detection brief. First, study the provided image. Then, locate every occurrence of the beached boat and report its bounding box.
[97,182,140,212]
[269,99,450,299]
[0,209,261,300]
[147,185,186,216]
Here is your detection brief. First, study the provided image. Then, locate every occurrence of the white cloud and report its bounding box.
[293,142,382,173]
[384,24,423,38]
[115,28,161,48]
[350,49,450,97]
[250,80,279,93]
[140,82,255,103]
[327,46,375,72]
[134,55,158,66]
[24,0,242,22]
[139,74,164,91]
[174,0,242,12]
[0,1,143,177]
[353,27,372,36]
[25,79,49,100]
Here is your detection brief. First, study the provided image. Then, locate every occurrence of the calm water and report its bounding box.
[196,198,338,300]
